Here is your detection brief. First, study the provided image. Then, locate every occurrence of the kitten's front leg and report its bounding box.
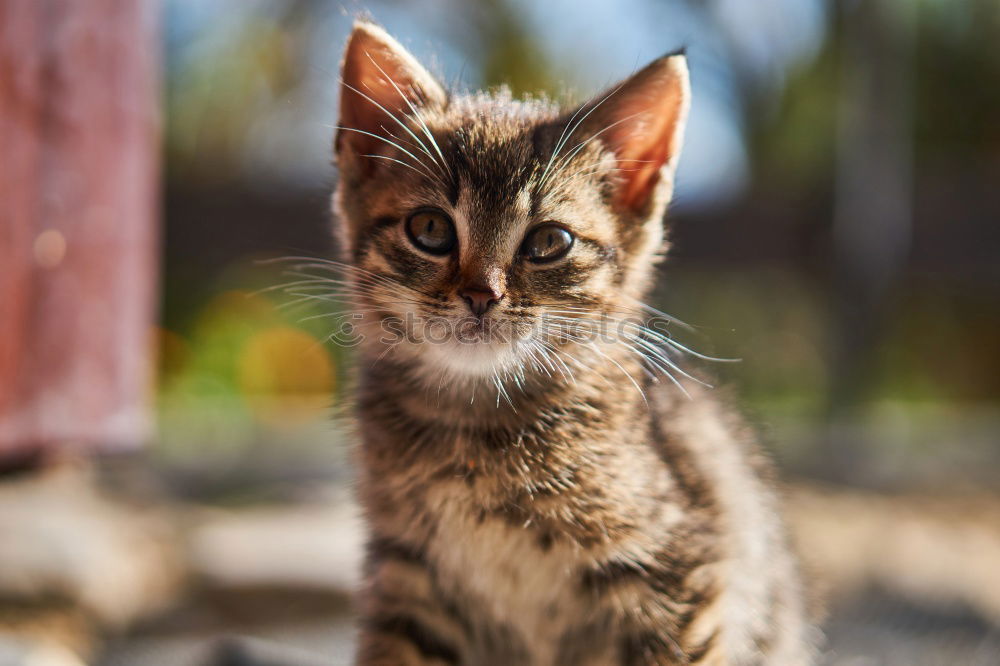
[355,539,465,666]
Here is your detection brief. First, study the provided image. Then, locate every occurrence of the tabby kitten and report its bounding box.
[331,21,815,666]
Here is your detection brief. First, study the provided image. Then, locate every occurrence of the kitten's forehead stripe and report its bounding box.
[443,118,540,264]
[455,141,534,214]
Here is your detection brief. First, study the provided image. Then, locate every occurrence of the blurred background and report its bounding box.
[2,0,999,664]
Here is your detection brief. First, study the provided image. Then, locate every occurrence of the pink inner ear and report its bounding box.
[609,87,686,211]
[337,24,444,161]
[578,56,689,212]
[338,44,408,157]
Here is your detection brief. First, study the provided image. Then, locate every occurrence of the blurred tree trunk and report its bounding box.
[0,0,160,466]
[823,0,915,480]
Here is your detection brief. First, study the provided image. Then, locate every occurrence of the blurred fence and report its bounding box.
[0,1,160,465]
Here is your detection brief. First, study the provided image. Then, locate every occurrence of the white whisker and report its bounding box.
[364,55,450,176]
[340,76,442,174]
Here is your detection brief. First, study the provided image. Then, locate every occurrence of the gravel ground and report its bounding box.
[820,591,1000,666]
[97,620,355,666]
[93,592,1000,666]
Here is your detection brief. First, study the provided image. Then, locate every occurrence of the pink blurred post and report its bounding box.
[0,0,160,464]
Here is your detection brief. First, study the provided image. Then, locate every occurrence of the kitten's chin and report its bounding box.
[420,339,524,380]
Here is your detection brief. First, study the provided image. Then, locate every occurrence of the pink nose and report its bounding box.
[458,286,503,317]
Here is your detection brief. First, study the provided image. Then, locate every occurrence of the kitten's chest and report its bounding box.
[424,481,591,663]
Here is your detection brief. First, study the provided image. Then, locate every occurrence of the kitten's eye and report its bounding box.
[405,209,456,255]
[522,224,574,263]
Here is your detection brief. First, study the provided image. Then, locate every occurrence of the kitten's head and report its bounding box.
[333,21,689,384]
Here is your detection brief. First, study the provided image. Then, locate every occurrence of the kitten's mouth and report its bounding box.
[415,314,530,379]
[454,316,495,344]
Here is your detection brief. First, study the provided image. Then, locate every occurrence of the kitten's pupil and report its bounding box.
[523,224,574,263]
[406,209,456,255]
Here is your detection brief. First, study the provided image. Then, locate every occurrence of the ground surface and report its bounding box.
[92,593,1000,666]
[3,467,999,666]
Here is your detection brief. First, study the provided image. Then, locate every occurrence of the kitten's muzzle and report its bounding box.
[459,286,504,317]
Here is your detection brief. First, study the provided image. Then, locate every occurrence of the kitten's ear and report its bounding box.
[575,53,690,212]
[336,21,446,162]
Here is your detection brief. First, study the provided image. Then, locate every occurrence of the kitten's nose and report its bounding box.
[458,286,503,317]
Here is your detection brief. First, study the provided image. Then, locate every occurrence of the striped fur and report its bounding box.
[333,21,816,666]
